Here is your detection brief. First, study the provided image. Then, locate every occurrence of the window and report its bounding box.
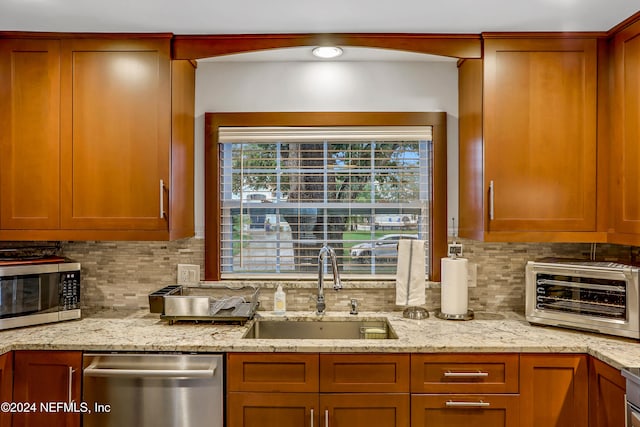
[205,112,447,281]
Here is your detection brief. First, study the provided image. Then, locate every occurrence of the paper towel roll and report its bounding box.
[440,257,468,315]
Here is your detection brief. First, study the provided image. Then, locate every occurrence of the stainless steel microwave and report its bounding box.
[0,262,81,330]
[525,259,639,339]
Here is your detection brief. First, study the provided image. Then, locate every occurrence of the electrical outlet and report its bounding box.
[448,243,463,257]
[177,264,200,285]
[467,262,477,288]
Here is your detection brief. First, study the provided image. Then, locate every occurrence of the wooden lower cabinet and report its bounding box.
[227,353,410,427]
[12,350,82,427]
[411,353,519,394]
[227,392,316,427]
[320,353,410,393]
[520,354,588,427]
[0,352,12,427]
[589,358,626,427]
[227,352,618,427]
[321,393,410,427]
[227,392,409,427]
[412,394,519,427]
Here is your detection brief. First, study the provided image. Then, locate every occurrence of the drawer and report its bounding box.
[411,394,520,427]
[227,353,319,392]
[411,354,519,394]
[320,353,410,392]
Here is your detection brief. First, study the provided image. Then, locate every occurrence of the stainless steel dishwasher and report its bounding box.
[82,353,223,427]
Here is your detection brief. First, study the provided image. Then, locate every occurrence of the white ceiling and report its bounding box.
[1,0,637,35]
[1,0,637,62]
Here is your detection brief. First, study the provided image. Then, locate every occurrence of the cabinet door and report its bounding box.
[589,358,626,427]
[59,38,171,231]
[483,38,597,232]
[0,352,12,427]
[520,354,588,427]
[227,392,317,427]
[321,393,410,427]
[12,350,82,427]
[411,394,519,427]
[227,353,319,393]
[611,19,640,238]
[320,353,410,393]
[0,39,61,230]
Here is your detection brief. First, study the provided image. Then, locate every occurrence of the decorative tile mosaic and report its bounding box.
[62,238,640,314]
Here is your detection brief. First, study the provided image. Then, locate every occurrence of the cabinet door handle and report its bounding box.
[444,371,489,378]
[489,180,495,220]
[324,409,329,427]
[68,367,75,404]
[445,400,490,408]
[159,179,166,219]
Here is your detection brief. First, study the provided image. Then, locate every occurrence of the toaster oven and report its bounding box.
[525,259,639,339]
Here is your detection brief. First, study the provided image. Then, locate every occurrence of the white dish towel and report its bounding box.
[395,239,426,306]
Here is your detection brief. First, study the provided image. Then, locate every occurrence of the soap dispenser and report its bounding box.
[273,284,286,315]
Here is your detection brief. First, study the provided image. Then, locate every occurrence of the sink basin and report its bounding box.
[243,318,398,340]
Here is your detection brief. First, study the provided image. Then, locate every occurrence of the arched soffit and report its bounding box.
[172,33,481,60]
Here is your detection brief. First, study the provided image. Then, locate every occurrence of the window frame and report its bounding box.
[204,112,447,281]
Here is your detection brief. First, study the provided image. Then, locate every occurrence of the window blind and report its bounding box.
[218,126,432,279]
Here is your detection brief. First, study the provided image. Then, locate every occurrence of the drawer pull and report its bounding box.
[444,371,489,378]
[445,400,491,408]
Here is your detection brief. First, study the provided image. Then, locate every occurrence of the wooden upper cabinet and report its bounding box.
[59,38,171,231]
[484,37,598,233]
[610,19,640,243]
[460,36,600,241]
[0,35,194,240]
[0,39,61,230]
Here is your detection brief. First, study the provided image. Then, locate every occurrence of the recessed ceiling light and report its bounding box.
[312,46,343,59]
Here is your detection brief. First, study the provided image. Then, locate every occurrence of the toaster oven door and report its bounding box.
[534,274,627,320]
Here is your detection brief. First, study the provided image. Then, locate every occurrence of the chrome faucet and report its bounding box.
[316,244,342,315]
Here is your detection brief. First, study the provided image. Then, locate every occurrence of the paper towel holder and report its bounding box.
[434,309,474,321]
[403,306,429,319]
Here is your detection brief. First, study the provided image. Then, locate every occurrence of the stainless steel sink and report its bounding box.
[243,318,397,339]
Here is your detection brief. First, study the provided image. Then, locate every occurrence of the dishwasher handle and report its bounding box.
[84,360,217,379]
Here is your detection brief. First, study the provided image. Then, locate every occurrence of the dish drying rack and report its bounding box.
[148,284,260,324]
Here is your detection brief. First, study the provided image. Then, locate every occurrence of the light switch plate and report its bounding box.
[468,262,477,288]
[177,264,200,285]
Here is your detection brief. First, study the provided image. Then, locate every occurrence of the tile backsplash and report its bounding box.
[62,238,640,313]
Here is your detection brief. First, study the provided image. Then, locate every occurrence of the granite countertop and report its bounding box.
[0,309,638,370]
